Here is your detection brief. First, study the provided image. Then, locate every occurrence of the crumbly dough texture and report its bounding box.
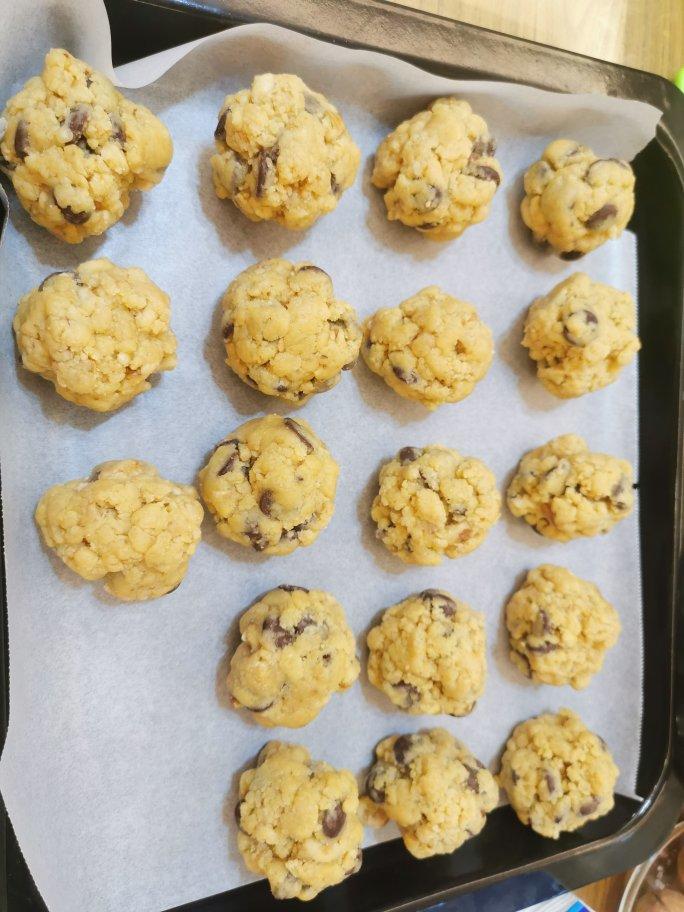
[211,73,360,229]
[523,273,640,398]
[499,708,619,839]
[371,97,502,241]
[362,729,498,858]
[0,48,172,243]
[506,565,621,689]
[236,741,363,900]
[520,139,635,257]
[14,258,177,412]
[199,415,339,556]
[371,445,501,565]
[35,460,203,601]
[366,589,486,715]
[228,586,360,727]
[222,258,361,402]
[362,286,493,409]
[507,434,633,541]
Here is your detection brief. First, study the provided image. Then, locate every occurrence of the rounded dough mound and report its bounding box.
[507,434,633,541]
[367,589,486,715]
[499,708,619,839]
[362,729,498,858]
[520,140,635,257]
[222,258,361,401]
[0,48,172,243]
[371,97,502,241]
[35,460,203,601]
[362,286,493,409]
[371,445,500,565]
[14,259,177,412]
[523,273,640,398]
[236,741,363,900]
[211,73,360,229]
[228,586,360,727]
[199,415,338,556]
[506,565,621,689]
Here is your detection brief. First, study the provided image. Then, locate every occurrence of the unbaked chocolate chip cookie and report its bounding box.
[199,415,338,556]
[236,741,363,900]
[0,49,172,242]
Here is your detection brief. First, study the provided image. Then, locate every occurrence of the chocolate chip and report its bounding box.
[215,437,239,453]
[544,770,558,795]
[330,173,340,195]
[328,317,347,329]
[67,105,89,143]
[471,137,496,158]
[342,359,357,371]
[246,700,274,713]
[563,309,599,346]
[580,797,599,816]
[465,766,480,793]
[293,616,315,635]
[14,120,29,160]
[255,145,279,196]
[109,114,126,146]
[417,221,442,231]
[611,478,626,498]
[468,164,500,185]
[399,446,421,465]
[421,589,457,617]
[281,518,312,542]
[59,205,90,225]
[217,444,239,476]
[38,270,74,291]
[413,184,443,212]
[554,814,564,824]
[322,803,346,838]
[222,322,234,340]
[262,616,294,648]
[538,609,552,634]
[283,417,314,454]
[245,524,268,552]
[394,681,420,708]
[298,264,330,278]
[259,490,274,516]
[278,585,309,593]
[366,766,386,803]
[85,74,93,88]
[511,770,520,784]
[393,735,413,764]
[392,365,418,384]
[214,109,227,139]
[234,800,244,827]
[584,203,618,229]
[322,653,332,665]
[560,250,585,261]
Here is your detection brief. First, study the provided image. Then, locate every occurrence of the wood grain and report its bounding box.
[391,0,683,79]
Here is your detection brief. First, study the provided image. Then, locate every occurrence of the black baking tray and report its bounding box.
[1,1,683,910]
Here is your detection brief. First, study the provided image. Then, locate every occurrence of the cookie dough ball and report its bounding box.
[35,460,203,601]
[363,729,497,858]
[507,434,633,541]
[362,286,493,409]
[228,586,360,727]
[199,415,338,556]
[211,73,359,229]
[236,741,363,900]
[520,140,635,258]
[0,49,172,243]
[499,708,619,839]
[523,273,640,398]
[371,445,500,565]
[14,259,176,412]
[371,97,502,241]
[506,565,621,689]
[367,589,486,715]
[222,258,361,401]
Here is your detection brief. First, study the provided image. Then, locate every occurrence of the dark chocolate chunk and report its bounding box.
[59,205,91,225]
[322,653,332,665]
[215,437,239,453]
[511,769,520,784]
[421,589,457,617]
[293,616,315,635]
[394,681,420,708]
[284,417,314,454]
[214,109,228,139]
[399,446,421,464]
[584,203,617,229]
[281,518,312,542]
[579,797,599,816]
[544,770,558,795]
[468,164,500,185]
[471,137,496,158]
[259,490,274,516]
[322,803,346,838]
[245,524,268,552]
[392,365,418,385]
[255,145,279,197]
[330,173,340,195]
[14,120,29,160]
[262,616,294,648]
[342,359,357,371]
[217,441,239,475]
[366,766,386,804]
[393,734,413,765]
[562,309,599,346]
[67,106,89,143]
[222,322,234,340]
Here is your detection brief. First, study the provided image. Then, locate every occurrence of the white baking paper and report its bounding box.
[0,2,659,910]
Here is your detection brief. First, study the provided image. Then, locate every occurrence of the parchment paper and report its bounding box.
[0,2,659,910]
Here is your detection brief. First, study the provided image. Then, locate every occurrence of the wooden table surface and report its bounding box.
[389,1,683,909]
[393,0,683,79]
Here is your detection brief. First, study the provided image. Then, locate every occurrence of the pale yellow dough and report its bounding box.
[222,258,361,401]
[35,460,203,601]
[520,139,635,257]
[506,565,621,689]
[236,741,363,900]
[371,97,502,241]
[362,286,493,409]
[199,415,338,556]
[14,259,176,412]
[211,73,359,229]
[366,590,486,715]
[507,434,633,541]
[228,586,359,728]
[0,49,172,242]
[362,728,498,858]
[499,708,619,839]
[523,273,640,398]
[371,445,500,565]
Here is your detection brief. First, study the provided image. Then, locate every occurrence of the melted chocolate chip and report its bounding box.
[471,137,496,158]
[217,443,240,476]
[322,803,346,838]
[579,797,599,816]
[399,446,421,465]
[284,417,314,453]
[526,641,558,654]
[322,653,332,665]
[255,145,279,196]
[468,164,500,185]
[293,616,315,635]
[392,365,418,385]
[366,767,386,803]
[421,589,457,617]
[67,106,89,143]
[395,681,420,708]
[245,524,268,552]
[330,173,340,195]
[393,735,413,764]
[14,120,29,160]
[278,585,309,593]
[223,322,234,340]
[259,490,274,516]
[214,109,228,139]
[562,309,599,346]
[281,518,312,542]
[262,616,294,648]
[59,205,90,225]
[584,203,618,229]
[560,250,585,261]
